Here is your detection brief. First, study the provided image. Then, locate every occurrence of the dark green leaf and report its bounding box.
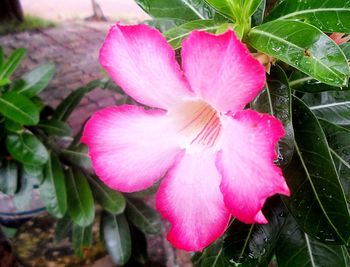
[164,20,222,49]
[0,92,39,125]
[302,91,350,126]
[0,48,26,80]
[129,224,148,264]
[0,160,18,195]
[72,223,93,258]
[224,197,287,267]
[60,144,91,170]
[252,65,294,167]
[89,176,125,215]
[267,0,350,33]
[101,212,131,265]
[66,168,95,227]
[6,133,49,166]
[136,0,216,22]
[251,0,266,26]
[4,119,23,133]
[38,119,71,136]
[276,212,348,267]
[12,63,55,97]
[52,79,102,121]
[283,96,350,244]
[248,20,349,87]
[319,120,350,203]
[39,153,67,218]
[341,42,350,59]
[126,197,161,235]
[55,215,73,242]
[204,0,238,20]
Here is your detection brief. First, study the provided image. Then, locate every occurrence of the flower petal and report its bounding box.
[217,110,290,224]
[100,24,193,110]
[181,29,266,113]
[156,151,230,251]
[82,105,181,192]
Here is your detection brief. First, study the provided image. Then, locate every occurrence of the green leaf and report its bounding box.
[0,160,18,195]
[60,144,91,170]
[251,0,266,26]
[55,215,73,242]
[129,224,148,264]
[283,96,350,244]
[0,92,39,125]
[6,132,49,166]
[89,176,125,215]
[135,0,216,22]
[319,119,350,203]
[302,91,350,126]
[0,48,26,80]
[72,223,93,258]
[22,164,43,185]
[4,119,23,133]
[52,79,102,121]
[267,0,350,33]
[164,20,222,49]
[66,168,95,227]
[205,0,238,20]
[12,63,55,97]
[39,153,67,218]
[252,65,294,167]
[276,212,349,267]
[224,197,287,267]
[101,212,131,265]
[125,197,161,235]
[248,20,350,87]
[37,119,71,136]
[0,48,4,70]
[341,42,350,59]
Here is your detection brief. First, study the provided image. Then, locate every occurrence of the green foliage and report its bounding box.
[0,15,55,35]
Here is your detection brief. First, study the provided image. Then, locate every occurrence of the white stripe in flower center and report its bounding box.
[169,100,222,153]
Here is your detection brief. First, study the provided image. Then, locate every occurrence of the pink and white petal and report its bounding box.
[99,24,193,110]
[82,105,181,192]
[217,110,290,224]
[156,150,230,251]
[181,29,266,113]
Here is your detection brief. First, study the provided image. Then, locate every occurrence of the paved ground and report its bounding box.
[0,21,192,267]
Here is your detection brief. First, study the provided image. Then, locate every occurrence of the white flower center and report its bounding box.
[168,100,223,153]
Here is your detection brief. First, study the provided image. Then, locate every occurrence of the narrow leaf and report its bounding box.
[60,144,91,170]
[72,223,93,258]
[37,119,71,136]
[0,48,26,79]
[101,212,131,265]
[0,92,39,125]
[55,215,73,242]
[66,168,95,226]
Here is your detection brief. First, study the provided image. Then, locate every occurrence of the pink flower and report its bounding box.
[330,32,350,45]
[82,24,290,251]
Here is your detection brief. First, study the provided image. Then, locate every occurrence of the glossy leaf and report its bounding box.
[341,42,350,59]
[0,92,39,125]
[276,212,348,267]
[66,168,95,227]
[89,176,125,215]
[251,0,266,26]
[164,20,222,49]
[125,197,161,235]
[101,212,132,265]
[39,153,67,218]
[267,0,350,33]
[283,96,350,244]
[72,223,92,258]
[319,119,350,202]
[60,144,91,170]
[204,0,238,20]
[0,160,18,195]
[224,197,287,267]
[4,119,23,133]
[0,48,26,80]
[302,91,350,126]
[6,133,49,166]
[37,119,71,136]
[52,79,102,121]
[55,215,73,242]
[22,164,43,185]
[12,63,55,97]
[135,0,216,22]
[248,20,350,87]
[252,65,294,167]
